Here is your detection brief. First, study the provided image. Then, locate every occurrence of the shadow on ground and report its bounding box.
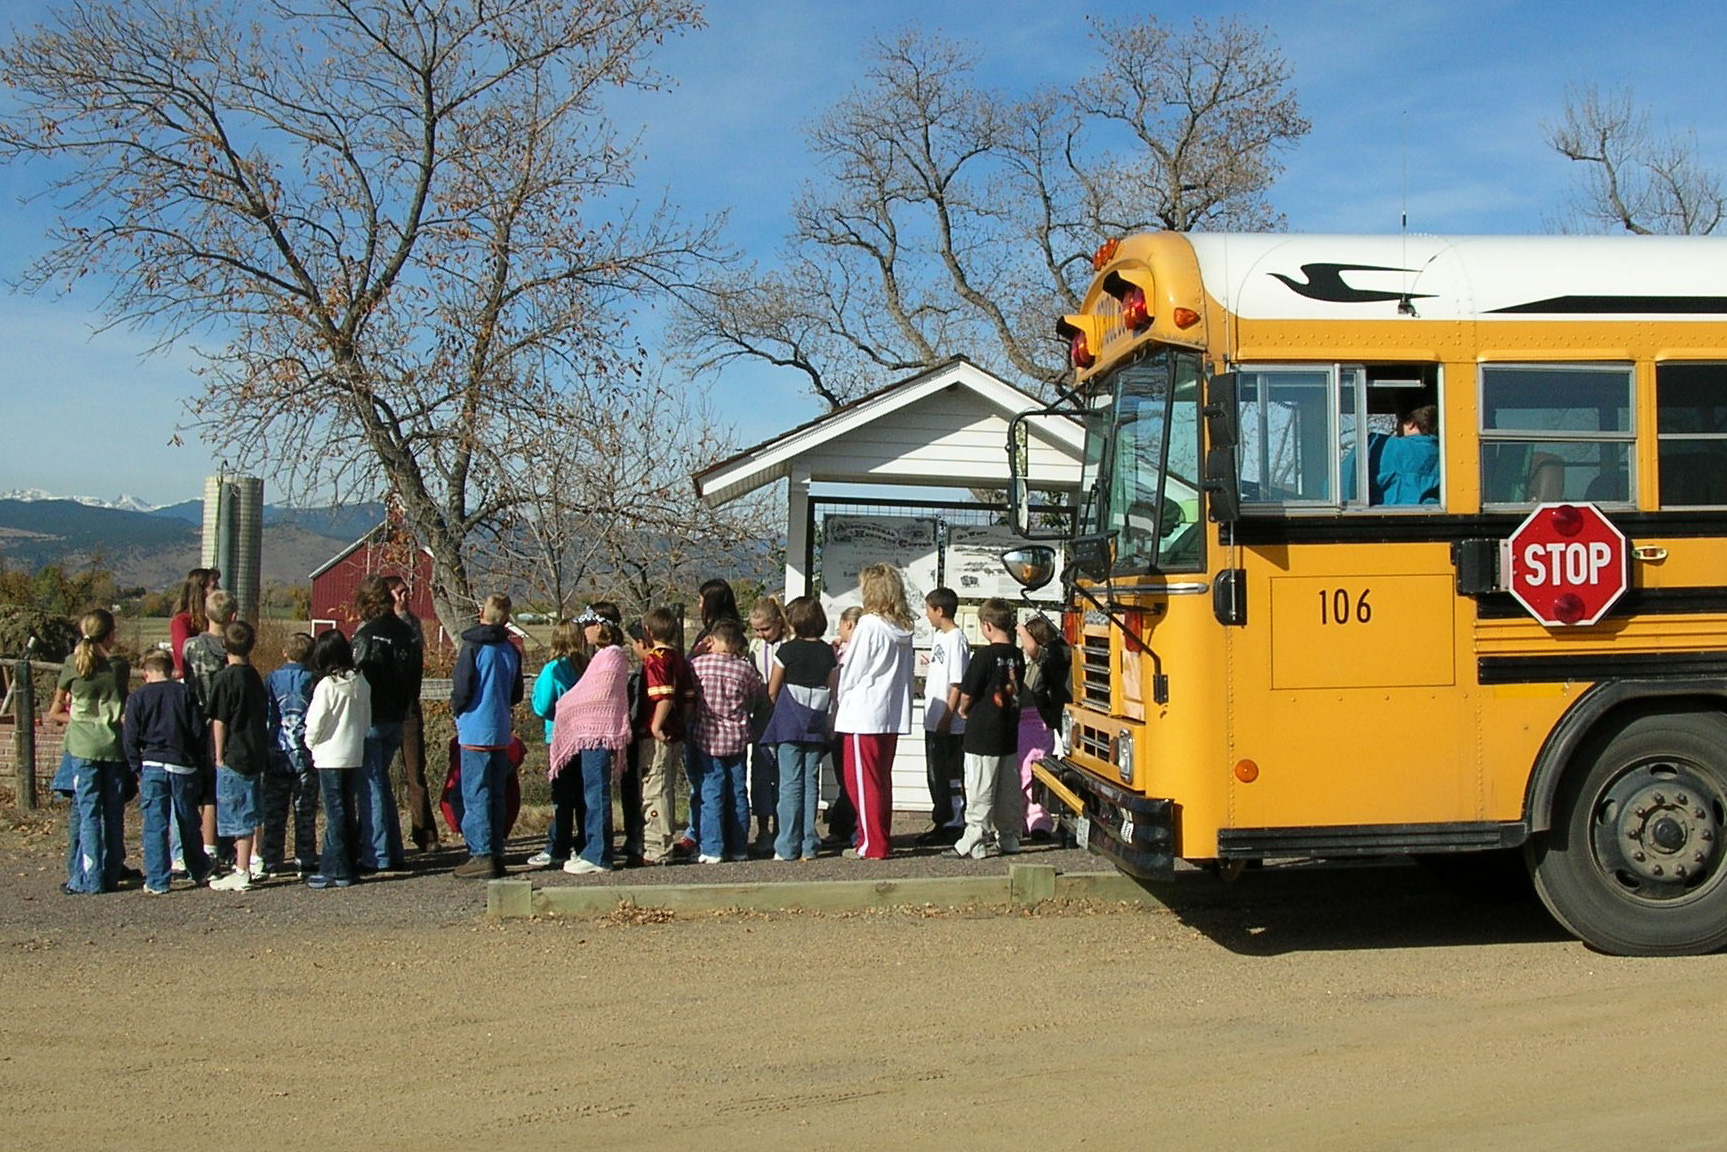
[1135,859,1570,955]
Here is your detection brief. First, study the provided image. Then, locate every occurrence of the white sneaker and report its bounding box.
[170,856,187,876]
[950,835,988,860]
[562,857,607,875]
[526,851,555,868]
[209,871,252,892]
[696,854,724,864]
[249,857,268,880]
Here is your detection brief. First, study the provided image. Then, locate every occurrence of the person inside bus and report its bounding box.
[1344,404,1440,506]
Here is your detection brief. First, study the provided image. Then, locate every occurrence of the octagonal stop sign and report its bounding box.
[1503,503,1629,626]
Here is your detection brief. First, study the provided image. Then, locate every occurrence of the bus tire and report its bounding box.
[1529,710,1727,956]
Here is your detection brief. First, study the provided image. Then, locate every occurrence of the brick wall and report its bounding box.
[0,717,65,781]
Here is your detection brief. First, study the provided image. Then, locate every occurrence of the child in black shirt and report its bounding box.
[207,621,270,892]
[952,599,1026,859]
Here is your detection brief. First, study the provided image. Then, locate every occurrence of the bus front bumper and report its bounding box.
[1031,757,1175,880]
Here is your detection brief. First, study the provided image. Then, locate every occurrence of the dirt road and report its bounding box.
[3,818,1724,1151]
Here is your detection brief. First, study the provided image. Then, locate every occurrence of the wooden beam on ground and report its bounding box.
[486,864,1168,920]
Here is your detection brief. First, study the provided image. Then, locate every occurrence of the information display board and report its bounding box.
[819,514,941,647]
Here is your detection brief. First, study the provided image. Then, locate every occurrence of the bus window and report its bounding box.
[1480,364,1633,505]
[1238,368,1333,504]
[1657,363,1727,506]
[1240,363,1440,509]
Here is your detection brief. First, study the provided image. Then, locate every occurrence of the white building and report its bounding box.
[694,357,1084,813]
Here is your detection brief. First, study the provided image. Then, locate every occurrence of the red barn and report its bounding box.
[309,523,448,650]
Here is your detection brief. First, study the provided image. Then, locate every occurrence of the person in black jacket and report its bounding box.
[352,574,421,872]
[384,574,437,851]
[124,648,212,893]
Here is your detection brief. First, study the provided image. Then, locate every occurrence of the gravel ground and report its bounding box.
[0,803,1099,938]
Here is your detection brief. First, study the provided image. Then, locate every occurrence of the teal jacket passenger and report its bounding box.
[1344,404,1440,506]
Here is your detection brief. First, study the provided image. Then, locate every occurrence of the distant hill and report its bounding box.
[149,499,385,541]
[0,498,359,591]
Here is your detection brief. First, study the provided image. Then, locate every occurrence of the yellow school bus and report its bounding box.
[1005,231,1727,956]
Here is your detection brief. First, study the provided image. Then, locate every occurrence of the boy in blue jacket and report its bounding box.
[451,593,523,878]
[260,631,317,878]
[123,648,211,893]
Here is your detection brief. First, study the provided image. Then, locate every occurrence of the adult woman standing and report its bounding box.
[1016,614,1071,839]
[831,564,915,860]
[351,574,419,871]
[46,610,131,893]
[382,574,436,851]
[167,568,219,680]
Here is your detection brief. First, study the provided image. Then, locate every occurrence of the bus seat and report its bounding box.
[1584,468,1627,502]
[1526,453,1566,502]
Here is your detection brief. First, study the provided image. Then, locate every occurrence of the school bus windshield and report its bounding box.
[1077,347,1204,574]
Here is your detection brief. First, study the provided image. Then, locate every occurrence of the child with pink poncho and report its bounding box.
[549,625,633,875]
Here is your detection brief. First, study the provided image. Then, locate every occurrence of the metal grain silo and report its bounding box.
[202,474,264,624]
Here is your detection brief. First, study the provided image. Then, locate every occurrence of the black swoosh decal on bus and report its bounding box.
[1269,263,1435,304]
[1488,295,1727,315]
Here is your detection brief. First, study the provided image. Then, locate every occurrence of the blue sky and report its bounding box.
[4,0,1727,506]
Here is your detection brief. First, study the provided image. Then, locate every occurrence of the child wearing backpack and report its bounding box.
[527,619,587,869]
[260,631,317,877]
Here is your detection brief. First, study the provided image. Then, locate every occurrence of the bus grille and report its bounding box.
[1074,721,1113,761]
[1080,632,1110,710]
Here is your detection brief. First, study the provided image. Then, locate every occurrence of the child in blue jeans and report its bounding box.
[46,609,131,894]
[760,597,837,861]
[688,619,766,863]
[124,648,211,893]
[207,621,271,892]
[261,632,318,877]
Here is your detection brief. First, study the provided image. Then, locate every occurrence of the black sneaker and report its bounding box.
[914,825,960,846]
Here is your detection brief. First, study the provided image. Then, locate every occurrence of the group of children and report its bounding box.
[49,582,441,895]
[45,565,1074,895]
[524,567,1073,873]
[50,601,318,895]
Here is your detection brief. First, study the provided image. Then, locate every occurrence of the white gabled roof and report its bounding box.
[694,358,1083,506]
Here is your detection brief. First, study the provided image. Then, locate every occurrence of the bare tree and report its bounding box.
[677,16,1308,407]
[0,0,722,638]
[1547,85,1726,235]
[490,371,778,619]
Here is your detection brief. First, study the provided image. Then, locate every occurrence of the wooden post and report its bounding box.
[12,658,35,811]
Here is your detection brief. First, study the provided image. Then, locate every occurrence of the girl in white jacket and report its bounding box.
[833,564,915,860]
[303,629,373,889]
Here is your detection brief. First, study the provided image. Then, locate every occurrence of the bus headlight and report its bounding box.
[1114,729,1135,786]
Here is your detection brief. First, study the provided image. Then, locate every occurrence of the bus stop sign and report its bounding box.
[1503,503,1628,627]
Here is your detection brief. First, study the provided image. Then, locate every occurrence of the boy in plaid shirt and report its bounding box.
[689,619,765,864]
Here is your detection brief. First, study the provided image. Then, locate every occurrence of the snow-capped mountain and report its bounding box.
[0,488,160,513]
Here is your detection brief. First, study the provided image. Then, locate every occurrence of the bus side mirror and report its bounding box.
[1002,546,1057,593]
[1204,371,1239,449]
[1204,446,1240,523]
[1007,409,1079,540]
[1202,371,1240,523]
[1008,416,1033,536]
